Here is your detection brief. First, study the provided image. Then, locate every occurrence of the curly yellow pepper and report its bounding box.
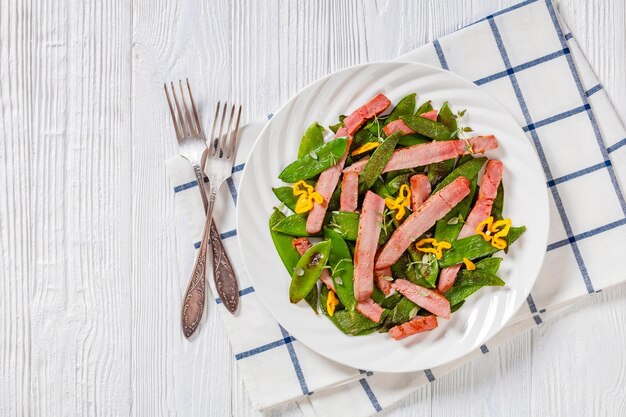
[476,216,512,250]
[463,257,476,271]
[293,180,324,214]
[385,184,411,220]
[415,238,452,260]
[326,290,339,317]
[351,141,380,156]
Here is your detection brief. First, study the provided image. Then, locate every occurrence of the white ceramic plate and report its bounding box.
[237,62,549,373]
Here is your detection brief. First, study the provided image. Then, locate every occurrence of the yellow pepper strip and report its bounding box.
[463,257,476,271]
[326,290,339,317]
[476,216,513,250]
[415,238,452,260]
[293,180,314,196]
[385,184,412,220]
[351,141,380,156]
[293,180,324,214]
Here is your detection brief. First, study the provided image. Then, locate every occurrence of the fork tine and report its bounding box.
[179,80,197,136]
[216,102,228,157]
[170,82,188,137]
[227,105,242,159]
[164,83,183,140]
[186,79,204,137]
[208,101,221,156]
[223,104,236,158]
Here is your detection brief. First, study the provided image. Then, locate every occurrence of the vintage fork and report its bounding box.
[164,80,240,338]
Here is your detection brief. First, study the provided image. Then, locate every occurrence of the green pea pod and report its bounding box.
[439,226,526,267]
[320,286,382,335]
[426,102,460,186]
[272,186,299,212]
[382,297,418,330]
[370,285,387,305]
[352,128,377,149]
[380,292,403,309]
[364,118,383,136]
[385,173,411,195]
[456,154,474,166]
[492,182,504,220]
[378,208,395,246]
[324,228,356,311]
[475,257,502,275]
[397,134,430,147]
[304,284,319,314]
[434,176,477,243]
[372,178,393,199]
[270,209,318,312]
[406,246,437,288]
[433,157,487,194]
[390,253,410,279]
[327,183,342,212]
[384,93,416,126]
[358,132,401,193]
[329,115,346,134]
[400,114,451,141]
[450,300,465,313]
[278,138,348,182]
[289,240,332,303]
[272,213,318,237]
[415,100,433,115]
[444,270,505,307]
[438,102,458,135]
[269,209,301,272]
[327,211,360,241]
[298,122,326,159]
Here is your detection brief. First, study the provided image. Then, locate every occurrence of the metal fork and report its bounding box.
[164,80,241,338]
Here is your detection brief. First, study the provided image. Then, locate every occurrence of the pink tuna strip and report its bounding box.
[375,267,393,295]
[343,94,391,136]
[392,279,451,319]
[437,160,504,293]
[342,136,498,175]
[375,176,470,269]
[354,191,386,301]
[340,171,359,212]
[356,298,384,323]
[409,174,431,212]
[389,315,438,340]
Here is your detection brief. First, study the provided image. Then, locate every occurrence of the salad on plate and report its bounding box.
[269,93,526,341]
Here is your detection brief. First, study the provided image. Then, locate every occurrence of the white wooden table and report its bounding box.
[2,0,625,416]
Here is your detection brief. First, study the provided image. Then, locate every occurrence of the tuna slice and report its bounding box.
[307,94,391,234]
[392,279,451,319]
[343,94,392,136]
[292,238,335,291]
[375,267,393,295]
[420,109,438,121]
[340,170,359,212]
[355,298,384,323]
[409,174,431,211]
[437,160,504,293]
[354,191,386,301]
[389,315,438,340]
[343,135,498,174]
[375,176,470,269]
[383,119,415,136]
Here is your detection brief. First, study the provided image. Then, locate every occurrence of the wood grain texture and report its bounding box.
[1,0,624,416]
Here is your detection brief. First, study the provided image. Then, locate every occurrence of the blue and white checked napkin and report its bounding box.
[165,1,626,415]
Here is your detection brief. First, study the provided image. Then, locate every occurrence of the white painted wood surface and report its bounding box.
[1,0,625,416]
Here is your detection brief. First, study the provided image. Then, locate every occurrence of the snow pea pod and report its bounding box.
[384,93,416,126]
[432,157,487,194]
[278,138,348,182]
[434,176,477,243]
[406,247,438,288]
[382,297,418,330]
[475,257,502,275]
[439,226,526,267]
[289,240,331,303]
[444,269,505,307]
[415,100,433,115]
[352,128,377,149]
[272,186,299,212]
[324,228,356,311]
[269,208,301,272]
[400,114,451,141]
[329,115,346,134]
[385,173,411,195]
[272,213,318,237]
[358,132,401,193]
[298,122,325,159]
[320,286,382,335]
[327,211,360,241]
[372,178,393,199]
[397,134,430,147]
[380,292,403,309]
[427,103,459,185]
[327,183,342,212]
[437,102,457,135]
[492,183,505,220]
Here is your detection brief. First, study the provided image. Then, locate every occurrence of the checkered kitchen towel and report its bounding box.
[165,0,626,415]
